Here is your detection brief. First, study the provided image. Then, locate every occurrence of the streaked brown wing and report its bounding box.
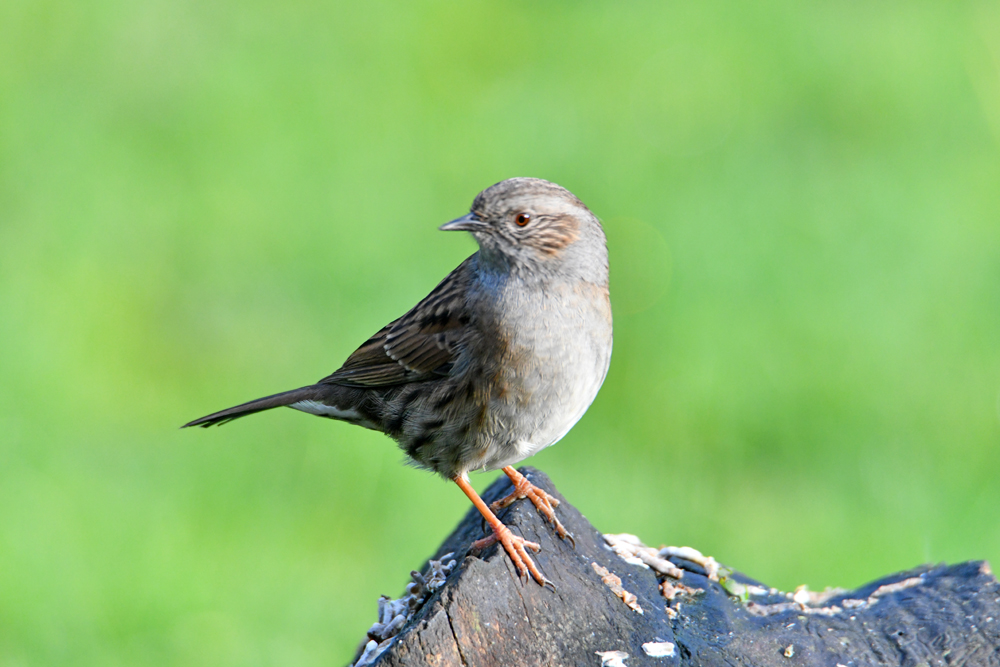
[319,257,474,388]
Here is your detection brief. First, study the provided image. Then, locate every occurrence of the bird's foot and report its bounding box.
[453,473,552,587]
[494,466,575,547]
[471,523,550,587]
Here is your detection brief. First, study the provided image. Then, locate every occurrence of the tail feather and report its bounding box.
[183,386,319,428]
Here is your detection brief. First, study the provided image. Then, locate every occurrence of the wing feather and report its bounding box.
[319,256,474,388]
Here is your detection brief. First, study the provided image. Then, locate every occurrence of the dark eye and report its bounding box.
[515,212,531,227]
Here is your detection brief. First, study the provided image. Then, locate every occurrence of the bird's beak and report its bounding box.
[439,212,488,233]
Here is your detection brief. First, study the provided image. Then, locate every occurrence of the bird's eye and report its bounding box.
[515,212,531,227]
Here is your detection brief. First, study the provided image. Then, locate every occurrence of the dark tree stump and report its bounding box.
[351,468,1000,666]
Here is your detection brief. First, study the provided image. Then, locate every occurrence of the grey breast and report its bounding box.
[459,270,613,473]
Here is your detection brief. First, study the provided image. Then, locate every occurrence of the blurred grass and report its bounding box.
[2,0,1000,664]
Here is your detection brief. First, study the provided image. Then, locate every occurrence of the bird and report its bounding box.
[184,177,613,585]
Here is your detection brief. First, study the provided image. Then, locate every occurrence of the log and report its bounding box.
[349,468,1000,666]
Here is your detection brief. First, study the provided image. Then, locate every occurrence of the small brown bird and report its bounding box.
[184,177,613,584]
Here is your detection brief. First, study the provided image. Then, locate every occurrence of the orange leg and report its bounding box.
[492,466,574,546]
[453,474,549,586]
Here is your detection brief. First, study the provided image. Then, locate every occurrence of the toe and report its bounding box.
[490,490,524,513]
[536,489,560,508]
[498,530,545,585]
[511,540,545,584]
[470,533,498,551]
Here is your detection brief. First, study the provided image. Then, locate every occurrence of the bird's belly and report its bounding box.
[474,364,606,472]
[533,356,605,441]
[478,303,612,470]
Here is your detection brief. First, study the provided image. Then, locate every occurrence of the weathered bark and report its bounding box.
[351,468,1000,666]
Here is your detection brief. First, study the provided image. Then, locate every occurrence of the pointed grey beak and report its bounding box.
[439,212,488,233]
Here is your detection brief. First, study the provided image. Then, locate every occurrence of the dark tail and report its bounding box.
[182,386,319,428]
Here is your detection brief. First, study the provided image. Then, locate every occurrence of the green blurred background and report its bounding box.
[3,0,1000,664]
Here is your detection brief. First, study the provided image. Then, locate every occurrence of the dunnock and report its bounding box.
[185,177,613,584]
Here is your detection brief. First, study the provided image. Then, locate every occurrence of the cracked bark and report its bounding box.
[351,467,1000,666]
[443,608,469,667]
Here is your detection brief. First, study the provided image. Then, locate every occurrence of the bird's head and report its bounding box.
[440,177,608,283]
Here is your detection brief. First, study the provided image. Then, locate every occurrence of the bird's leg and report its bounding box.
[491,466,574,546]
[453,474,549,586]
